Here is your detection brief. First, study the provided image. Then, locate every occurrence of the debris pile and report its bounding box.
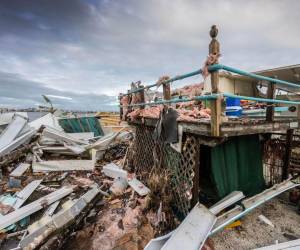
[0,112,139,250]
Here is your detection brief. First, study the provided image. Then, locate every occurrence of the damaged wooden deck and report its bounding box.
[129,117,299,138]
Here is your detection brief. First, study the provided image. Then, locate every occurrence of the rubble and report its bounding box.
[0,108,299,250]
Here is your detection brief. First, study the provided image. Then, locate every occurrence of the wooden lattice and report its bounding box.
[131,125,199,216]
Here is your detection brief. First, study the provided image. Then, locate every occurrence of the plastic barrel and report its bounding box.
[226,97,242,116]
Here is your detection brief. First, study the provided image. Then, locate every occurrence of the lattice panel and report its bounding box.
[131,124,199,216]
[263,139,285,186]
[133,125,155,176]
[163,136,199,216]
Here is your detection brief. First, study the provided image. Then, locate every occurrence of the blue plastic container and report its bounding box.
[225,97,242,116]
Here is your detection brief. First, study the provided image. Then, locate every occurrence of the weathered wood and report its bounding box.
[209,25,221,137]
[163,83,171,100]
[118,94,123,121]
[211,98,222,137]
[139,85,145,109]
[283,129,293,180]
[191,143,200,207]
[266,82,275,122]
[129,117,299,137]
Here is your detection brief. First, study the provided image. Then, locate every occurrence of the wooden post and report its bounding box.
[266,81,276,122]
[119,94,123,120]
[163,83,171,100]
[283,129,293,180]
[209,25,221,136]
[139,85,145,109]
[127,90,132,116]
[191,143,200,207]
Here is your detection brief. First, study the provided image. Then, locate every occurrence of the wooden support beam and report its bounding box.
[209,25,221,136]
[266,82,276,122]
[283,129,294,180]
[211,97,222,137]
[191,143,200,207]
[139,85,145,109]
[163,83,171,101]
[118,94,123,120]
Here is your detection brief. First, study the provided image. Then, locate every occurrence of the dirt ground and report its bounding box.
[212,196,300,250]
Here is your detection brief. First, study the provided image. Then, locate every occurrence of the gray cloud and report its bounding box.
[0,0,299,110]
[0,71,117,111]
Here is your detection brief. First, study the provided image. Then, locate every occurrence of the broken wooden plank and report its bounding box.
[0,114,28,150]
[0,186,73,231]
[0,129,36,157]
[10,163,30,177]
[161,203,217,250]
[102,163,128,179]
[13,179,43,209]
[32,160,94,172]
[20,185,99,249]
[254,239,300,250]
[209,191,244,215]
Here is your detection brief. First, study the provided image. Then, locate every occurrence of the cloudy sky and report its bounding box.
[0,0,299,111]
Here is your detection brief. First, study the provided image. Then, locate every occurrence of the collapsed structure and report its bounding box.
[118,25,300,249]
[0,25,299,250]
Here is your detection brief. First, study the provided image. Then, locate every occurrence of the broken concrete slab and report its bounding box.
[0,186,74,231]
[9,163,31,177]
[32,160,94,172]
[161,203,217,250]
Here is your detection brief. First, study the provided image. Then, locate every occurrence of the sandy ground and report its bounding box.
[211,196,300,250]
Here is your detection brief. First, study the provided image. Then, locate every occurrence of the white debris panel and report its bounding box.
[32,160,94,172]
[0,186,74,231]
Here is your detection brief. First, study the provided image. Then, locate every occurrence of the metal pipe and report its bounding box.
[119,94,219,108]
[209,64,300,89]
[120,69,202,97]
[223,93,300,105]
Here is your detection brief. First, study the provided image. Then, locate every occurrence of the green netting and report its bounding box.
[58,117,104,137]
[210,134,265,198]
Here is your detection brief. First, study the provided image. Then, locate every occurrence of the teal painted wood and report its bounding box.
[119,94,219,108]
[58,117,104,136]
[223,93,300,105]
[121,69,202,96]
[209,64,300,89]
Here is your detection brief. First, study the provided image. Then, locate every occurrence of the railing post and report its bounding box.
[163,83,171,101]
[283,129,293,180]
[209,25,221,136]
[139,85,145,109]
[118,94,123,120]
[266,80,276,122]
[127,90,132,117]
